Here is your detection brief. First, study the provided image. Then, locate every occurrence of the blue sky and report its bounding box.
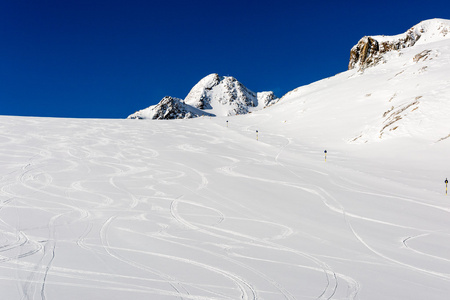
[1,0,449,118]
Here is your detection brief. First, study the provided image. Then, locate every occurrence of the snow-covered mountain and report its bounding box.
[184,73,278,116]
[273,18,450,145]
[127,73,278,119]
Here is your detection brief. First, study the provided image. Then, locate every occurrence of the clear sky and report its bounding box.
[1,0,449,118]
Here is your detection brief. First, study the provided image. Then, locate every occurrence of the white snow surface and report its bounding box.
[2,19,450,300]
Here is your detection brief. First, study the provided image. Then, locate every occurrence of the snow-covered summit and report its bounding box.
[349,18,450,70]
[128,73,278,119]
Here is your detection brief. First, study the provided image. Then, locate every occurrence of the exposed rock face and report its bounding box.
[349,37,382,70]
[257,91,278,108]
[348,19,450,70]
[127,96,213,120]
[349,31,419,70]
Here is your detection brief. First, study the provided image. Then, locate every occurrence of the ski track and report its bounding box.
[99,216,192,299]
[402,233,450,263]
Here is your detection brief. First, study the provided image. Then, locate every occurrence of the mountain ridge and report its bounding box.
[274,18,450,145]
[128,73,279,120]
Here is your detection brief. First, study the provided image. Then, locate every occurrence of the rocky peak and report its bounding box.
[349,19,450,70]
[184,73,278,116]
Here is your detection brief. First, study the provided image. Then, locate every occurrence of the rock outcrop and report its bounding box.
[127,96,213,120]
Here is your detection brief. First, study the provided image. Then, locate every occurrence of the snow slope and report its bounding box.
[0,110,449,299]
[1,19,450,300]
[281,19,450,145]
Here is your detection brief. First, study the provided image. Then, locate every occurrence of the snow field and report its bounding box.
[0,114,449,299]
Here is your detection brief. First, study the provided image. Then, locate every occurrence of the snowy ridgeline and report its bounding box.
[128,73,279,120]
[278,18,450,144]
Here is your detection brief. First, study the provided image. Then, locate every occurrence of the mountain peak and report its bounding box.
[184,73,278,116]
[194,73,222,90]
